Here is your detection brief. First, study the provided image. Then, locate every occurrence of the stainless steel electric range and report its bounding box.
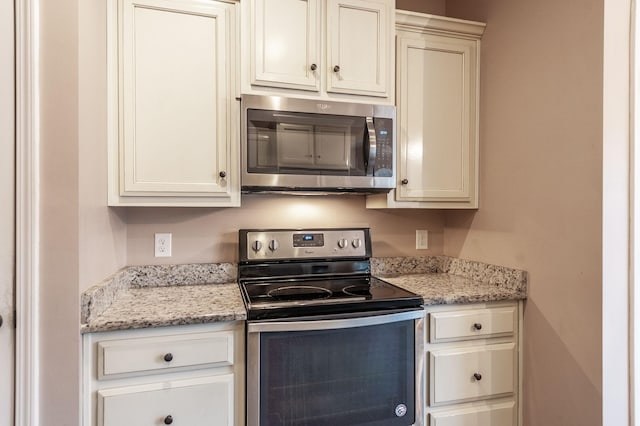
[238,228,425,426]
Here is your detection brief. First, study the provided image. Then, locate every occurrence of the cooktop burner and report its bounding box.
[266,285,333,301]
[238,228,424,321]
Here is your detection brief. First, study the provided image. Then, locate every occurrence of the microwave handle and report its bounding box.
[365,117,377,175]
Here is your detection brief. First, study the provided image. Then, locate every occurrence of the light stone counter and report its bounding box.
[81,256,527,333]
[372,256,527,305]
[81,263,245,333]
[385,273,526,305]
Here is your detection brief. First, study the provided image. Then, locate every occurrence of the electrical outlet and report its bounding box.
[416,230,429,250]
[155,233,172,257]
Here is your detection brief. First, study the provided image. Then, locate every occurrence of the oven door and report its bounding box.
[246,310,425,426]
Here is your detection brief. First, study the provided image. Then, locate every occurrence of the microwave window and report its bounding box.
[246,109,367,176]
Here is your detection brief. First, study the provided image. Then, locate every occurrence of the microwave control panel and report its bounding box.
[373,117,393,177]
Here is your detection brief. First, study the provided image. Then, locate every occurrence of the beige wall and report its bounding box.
[79,0,127,291]
[38,0,129,422]
[396,0,446,14]
[127,195,445,265]
[39,0,81,423]
[444,0,603,424]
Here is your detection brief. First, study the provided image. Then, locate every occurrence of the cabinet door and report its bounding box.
[429,343,516,406]
[326,0,390,97]
[429,401,516,426]
[251,0,321,91]
[120,0,234,198]
[98,375,233,426]
[396,34,478,204]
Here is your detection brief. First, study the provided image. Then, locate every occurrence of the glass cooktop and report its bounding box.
[240,276,423,321]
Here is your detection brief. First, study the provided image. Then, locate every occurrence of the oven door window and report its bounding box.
[258,320,415,426]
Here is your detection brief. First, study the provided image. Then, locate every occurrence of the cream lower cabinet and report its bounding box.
[82,322,244,426]
[107,0,240,207]
[367,11,485,209]
[424,301,522,426]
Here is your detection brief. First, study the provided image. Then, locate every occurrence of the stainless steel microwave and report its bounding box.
[241,95,396,193]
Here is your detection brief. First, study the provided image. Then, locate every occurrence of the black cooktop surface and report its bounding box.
[240,276,423,320]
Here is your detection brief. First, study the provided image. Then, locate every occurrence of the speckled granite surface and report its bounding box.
[81,263,239,332]
[81,283,245,333]
[385,273,526,306]
[81,257,526,333]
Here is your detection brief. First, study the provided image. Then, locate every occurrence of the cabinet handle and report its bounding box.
[401,179,408,185]
[164,415,174,425]
[333,65,340,72]
[473,323,482,330]
[0,314,3,328]
[219,171,227,179]
[163,353,173,362]
[310,63,317,71]
[473,373,482,381]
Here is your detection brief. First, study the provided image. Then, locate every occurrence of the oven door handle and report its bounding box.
[247,309,425,333]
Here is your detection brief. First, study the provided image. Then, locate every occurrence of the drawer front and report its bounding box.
[98,375,233,426]
[98,330,234,379]
[429,306,515,343]
[429,401,516,426]
[430,343,515,405]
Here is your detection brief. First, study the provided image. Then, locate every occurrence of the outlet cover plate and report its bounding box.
[155,233,172,257]
[416,230,429,250]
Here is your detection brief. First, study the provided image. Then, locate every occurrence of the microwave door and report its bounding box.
[314,125,351,170]
[276,123,315,168]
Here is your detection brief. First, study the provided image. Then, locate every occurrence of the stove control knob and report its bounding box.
[337,238,348,249]
[352,238,362,249]
[268,239,279,251]
[252,240,263,252]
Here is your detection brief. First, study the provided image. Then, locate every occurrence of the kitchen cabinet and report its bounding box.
[107,0,240,207]
[82,322,245,426]
[242,0,393,101]
[366,11,485,209]
[424,301,522,426]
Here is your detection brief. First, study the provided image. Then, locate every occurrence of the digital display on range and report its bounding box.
[293,233,324,247]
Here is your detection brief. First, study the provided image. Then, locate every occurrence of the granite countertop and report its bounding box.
[81,256,527,334]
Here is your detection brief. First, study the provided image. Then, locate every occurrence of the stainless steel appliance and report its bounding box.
[241,95,396,193]
[239,228,425,426]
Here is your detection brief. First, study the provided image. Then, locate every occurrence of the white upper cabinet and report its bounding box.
[326,0,389,96]
[242,0,394,102]
[108,0,240,207]
[367,11,485,209]
[251,0,321,91]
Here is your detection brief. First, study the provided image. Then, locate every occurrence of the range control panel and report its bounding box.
[241,229,369,261]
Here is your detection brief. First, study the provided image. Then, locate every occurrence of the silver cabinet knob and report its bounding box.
[337,239,348,249]
[219,171,227,178]
[401,179,408,185]
[310,63,317,71]
[252,240,263,252]
[268,239,279,251]
[352,238,362,249]
[333,65,340,72]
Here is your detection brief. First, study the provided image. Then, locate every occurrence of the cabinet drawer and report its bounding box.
[430,343,515,405]
[429,306,515,343]
[98,330,234,379]
[429,401,516,426]
[98,375,233,426]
